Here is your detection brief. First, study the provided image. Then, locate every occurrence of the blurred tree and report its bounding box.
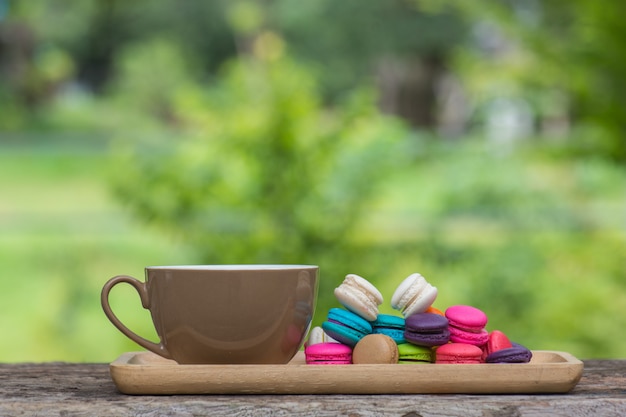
[5,0,235,92]
[110,27,412,301]
[272,0,468,129]
[526,0,626,162]
[1,0,468,132]
[0,10,74,128]
[422,0,626,161]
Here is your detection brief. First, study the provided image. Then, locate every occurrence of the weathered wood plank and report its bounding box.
[0,360,624,416]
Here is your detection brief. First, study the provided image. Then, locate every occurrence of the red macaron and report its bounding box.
[482,330,513,361]
[435,343,483,364]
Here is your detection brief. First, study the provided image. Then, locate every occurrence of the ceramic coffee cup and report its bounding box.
[101,265,318,364]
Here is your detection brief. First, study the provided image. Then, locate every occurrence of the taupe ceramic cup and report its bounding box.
[101,265,318,364]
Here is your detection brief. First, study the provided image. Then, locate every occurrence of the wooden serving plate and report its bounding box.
[110,350,583,395]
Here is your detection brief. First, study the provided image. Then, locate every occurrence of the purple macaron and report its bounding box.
[404,313,450,347]
[485,343,533,363]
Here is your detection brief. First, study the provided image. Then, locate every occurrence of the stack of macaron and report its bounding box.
[435,304,532,364]
[371,314,406,344]
[304,272,532,365]
[305,274,383,365]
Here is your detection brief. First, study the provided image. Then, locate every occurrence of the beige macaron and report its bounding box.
[334,274,383,321]
[352,334,399,364]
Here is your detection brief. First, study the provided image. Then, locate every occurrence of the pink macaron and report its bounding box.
[304,342,352,365]
[445,305,489,346]
[435,343,483,364]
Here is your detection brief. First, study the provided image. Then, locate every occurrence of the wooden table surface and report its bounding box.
[1,359,624,416]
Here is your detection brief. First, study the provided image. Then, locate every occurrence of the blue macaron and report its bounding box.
[371,314,406,344]
[322,308,372,347]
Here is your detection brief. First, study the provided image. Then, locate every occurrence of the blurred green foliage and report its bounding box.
[0,0,624,361]
[2,136,623,360]
[425,0,626,161]
[111,50,413,305]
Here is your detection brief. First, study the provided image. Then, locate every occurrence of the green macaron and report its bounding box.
[397,343,433,364]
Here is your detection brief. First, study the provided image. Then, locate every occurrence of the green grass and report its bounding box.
[0,137,624,361]
[0,142,198,361]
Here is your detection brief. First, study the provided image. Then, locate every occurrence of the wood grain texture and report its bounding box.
[0,359,624,416]
[109,350,583,395]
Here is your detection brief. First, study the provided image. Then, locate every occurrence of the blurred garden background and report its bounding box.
[0,0,624,362]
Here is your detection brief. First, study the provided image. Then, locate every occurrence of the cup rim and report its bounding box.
[146,264,318,270]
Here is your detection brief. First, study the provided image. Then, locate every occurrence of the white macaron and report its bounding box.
[305,326,339,347]
[391,273,438,317]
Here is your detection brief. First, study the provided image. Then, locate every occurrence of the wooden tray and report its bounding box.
[110,350,583,395]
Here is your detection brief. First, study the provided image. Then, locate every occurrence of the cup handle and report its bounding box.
[101,275,172,360]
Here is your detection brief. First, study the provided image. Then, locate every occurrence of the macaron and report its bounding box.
[322,308,373,347]
[305,342,352,365]
[305,326,339,347]
[397,343,433,364]
[435,343,483,364]
[404,313,450,347]
[487,330,513,353]
[371,314,406,344]
[485,343,533,364]
[481,329,513,361]
[391,273,438,317]
[334,274,383,321]
[352,334,398,364]
[445,305,489,346]
[426,306,445,316]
